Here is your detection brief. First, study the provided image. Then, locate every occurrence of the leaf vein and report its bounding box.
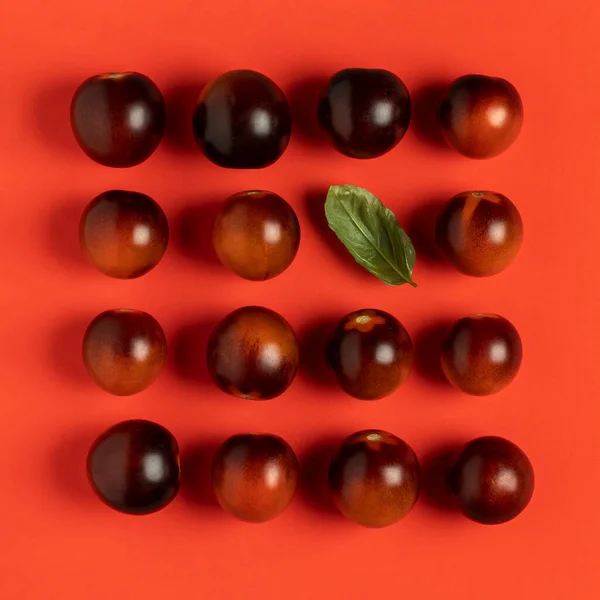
[337,195,411,285]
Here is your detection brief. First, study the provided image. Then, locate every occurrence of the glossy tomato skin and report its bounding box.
[440,75,523,159]
[449,436,535,524]
[87,420,180,515]
[319,68,411,158]
[80,190,169,279]
[327,309,413,399]
[436,191,523,276]
[192,70,292,168]
[211,433,299,522]
[328,430,420,528]
[206,306,299,400]
[441,314,522,396]
[213,191,300,281]
[83,309,167,396]
[70,72,165,167]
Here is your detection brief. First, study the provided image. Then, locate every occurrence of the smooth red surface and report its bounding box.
[1,1,599,598]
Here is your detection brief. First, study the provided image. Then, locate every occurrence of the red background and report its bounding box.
[2,0,599,598]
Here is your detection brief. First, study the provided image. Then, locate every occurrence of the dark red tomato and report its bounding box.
[83,309,167,396]
[87,420,180,515]
[319,68,411,158]
[80,190,169,279]
[213,191,300,281]
[441,314,522,395]
[328,430,420,527]
[206,306,299,400]
[192,70,291,168]
[211,433,299,522]
[70,72,165,167]
[449,436,535,524]
[440,74,523,159]
[327,309,413,399]
[436,191,523,276]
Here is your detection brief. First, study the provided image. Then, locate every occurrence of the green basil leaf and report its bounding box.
[325,184,417,287]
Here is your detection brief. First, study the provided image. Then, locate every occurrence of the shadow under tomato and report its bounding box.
[286,76,330,148]
[404,197,449,267]
[296,315,338,389]
[50,429,97,505]
[172,201,223,269]
[297,437,343,519]
[47,201,88,270]
[32,80,79,154]
[413,319,454,387]
[179,440,222,513]
[419,441,463,514]
[162,80,204,155]
[169,318,219,388]
[410,80,450,150]
[50,316,91,384]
